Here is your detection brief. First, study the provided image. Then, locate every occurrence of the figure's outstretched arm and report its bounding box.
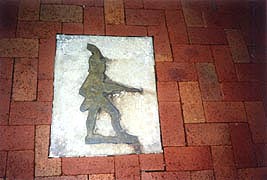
[104,82,143,95]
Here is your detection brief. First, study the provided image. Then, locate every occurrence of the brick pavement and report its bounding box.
[0,0,266,179]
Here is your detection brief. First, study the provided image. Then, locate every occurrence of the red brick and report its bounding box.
[39,37,56,80]
[205,12,239,29]
[38,80,53,102]
[95,0,104,7]
[221,82,264,101]
[0,38,38,58]
[157,82,179,102]
[62,23,83,34]
[115,155,140,180]
[165,10,188,44]
[188,28,227,45]
[0,58,13,79]
[212,146,237,180]
[17,21,61,38]
[106,24,147,36]
[245,102,267,143]
[10,101,52,125]
[158,102,185,146]
[238,167,267,180]
[84,7,105,35]
[172,44,212,63]
[89,174,114,180]
[148,25,172,62]
[126,9,164,25]
[18,0,40,21]
[203,102,246,122]
[0,2,18,38]
[211,45,237,81]
[35,175,88,180]
[12,58,37,101]
[196,63,222,101]
[156,62,197,82]
[0,125,34,150]
[142,172,191,180]
[6,150,34,180]
[179,82,205,123]
[104,0,124,24]
[225,29,250,63]
[191,170,215,180]
[62,0,95,6]
[255,144,267,167]
[164,146,213,171]
[62,157,114,175]
[124,0,143,9]
[0,151,7,177]
[139,153,164,171]
[182,7,204,27]
[41,0,62,4]
[0,79,11,125]
[143,0,181,9]
[236,64,265,82]
[230,123,257,168]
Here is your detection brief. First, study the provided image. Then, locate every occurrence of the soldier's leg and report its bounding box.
[86,105,100,137]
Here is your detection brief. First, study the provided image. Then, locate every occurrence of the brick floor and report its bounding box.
[0,0,266,179]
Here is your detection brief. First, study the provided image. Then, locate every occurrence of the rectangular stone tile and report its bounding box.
[142,172,191,180]
[12,58,37,101]
[212,146,237,180]
[139,153,164,171]
[188,28,227,44]
[157,82,179,102]
[84,7,105,35]
[203,102,247,122]
[143,0,181,9]
[191,170,215,180]
[255,144,267,167]
[35,175,88,180]
[186,123,231,146]
[62,23,83,34]
[165,146,213,171]
[159,102,185,146]
[165,10,188,44]
[89,174,114,180]
[196,63,222,101]
[40,4,83,22]
[115,155,140,180]
[179,82,205,123]
[38,80,53,102]
[173,44,212,63]
[0,126,34,150]
[0,79,11,125]
[156,62,197,82]
[236,64,265,82]
[211,45,237,81]
[106,24,147,36]
[0,58,13,79]
[225,29,250,63]
[230,123,257,168]
[0,38,38,57]
[18,0,40,20]
[0,151,7,177]
[238,167,267,180]
[126,9,164,25]
[6,150,34,180]
[104,0,124,24]
[148,25,172,62]
[0,2,18,38]
[124,0,143,9]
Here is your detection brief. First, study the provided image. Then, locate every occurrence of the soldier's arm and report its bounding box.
[104,82,142,94]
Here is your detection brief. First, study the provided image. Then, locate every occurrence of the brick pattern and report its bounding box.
[84,7,105,35]
[115,155,140,180]
[104,0,124,24]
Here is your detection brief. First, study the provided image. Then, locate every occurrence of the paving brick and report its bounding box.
[84,7,105,35]
[124,0,143,9]
[245,102,267,143]
[148,25,172,62]
[179,82,205,123]
[35,125,61,176]
[186,123,230,145]
[40,5,83,23]
[0,79,11,125]
[230,123,257,168]
[115,155,140,180]
[205,12,239,29]
[17,21,61,39]
[62,23,83,34]
[0,38,38,58]
[142,172,191,180]
[62,0,95,6]
[182,7,204,27]
[212,146,237,180]
[126,9,164,25]
[211,45,237,81]
[62,157,114,175]
[203,102,246,122]
[139,153,164,171]
[18,0,40,20]
[225,29,250,63]
[0,58,13,79]
[196,63,222,101]
[0,151,7,177]
[38,80,53,102]
[158,102,185,146]
[41,0,62,4]
[236,64,265,82]
[36,175,88,180]
[165,146,213,171]
[156,62,197,82]
[39,37,56,80]
[89,174,114,180]
[143,0,181,9]
[165,10,188,44]
[6,150,34,180]
[157,82,179,102]
[12,58,37,101]
[0,125,34,150]
[238,167,267,180]
[188,28,227,45]
[255,143,267,167]
[106,24,147,36]
[10,101,52,125]
[172,45,212,63]
[221,82,264,101]
[104,0,124,24]
[191,170,215,180]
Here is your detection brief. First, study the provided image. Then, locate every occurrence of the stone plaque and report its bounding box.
[49,35,162,157]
